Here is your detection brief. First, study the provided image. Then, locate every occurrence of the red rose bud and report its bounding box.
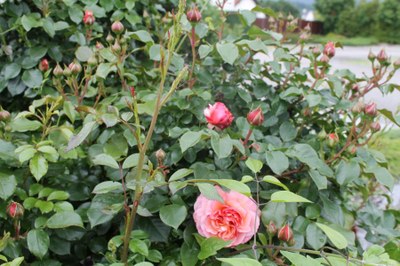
[7,202,24,219]
[204,102,234,130]
[111,21,124,34]
[53,64,63,77]
[186,6,202,23]
[312,46,320,55]
[371,121,381,132]
[368,50,376,61]
[327,133,339,147]
[364,102,377,116]
[130,86,135,97]
[39,58,49,72]
[266,221,278,236]
[247,107,264,126]
[352,84,359,92]
[278,224,293,243]
[320,54,330,64]
[83,10,95,25]
[0,110,11,121]
[377,49,388,63]
[68,61,82,74]
[323,41,335,58]
[96,42,104,50]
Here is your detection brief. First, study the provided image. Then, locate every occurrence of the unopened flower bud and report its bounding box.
[186,6,202,23]
[299,32,310,41]
[68,61,82,74]
[368,50,376,61]
[287,13,294,21]
[7,202,24,219]
[278,224,293,243]
[156,149,166,163]
[247,107,264,126]
[318,129,327,140]
[111,40,121,53]
[377,49,388,63]
[106,33,114,43]
[327,133,339,147]
[370,121,381,132]
[347,144,357,154]
[0,110,11,121]
[63,66,72,77]
[303,107,311,117]
[39,58,49,72]
[351,84,359,92]
[323,41,335,58]
[130,86,135,97]
[320,54,330,64]
[393,58,400,69]
[96,42,104,50]
[287,238,296,246]
[111,21,124,34]
[364,102,377,116]
[83,10,95,26]
[53,64,63,77]
[87,55,97,66]
[312,46,320,55]
[267,221,277,236]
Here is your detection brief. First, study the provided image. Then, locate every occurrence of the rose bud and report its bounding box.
[327,133,339,147]
[323,41,335,58]
[111,21,124,34]
[0,110,10,121]
[83,10,95,26]
[7,202,24,219]
[39,58,49,72]
[53,64,63,77]
[377,49,388,63]
[106,33,114,43]
[96,42,104,50]
[63,66,72,77]
[312,46,320,56]
[186,6,202,23]
[278,224,294,243]
[204,102,234,130]
[156,148,166,163]
[394,58,400,69]
[87,55,97,66]
[352,84,359,92]
[368,50,376,61]
[129,86,135,97]
[371,121,381,132]
[111,41,121,53]
[317,129,327,140]
[288,238,296,246]
[347,144,357,154]
[247,107,264,126]
[364,102,377,116]
[320,54,330,64]
[302,107,311,117]
[68,61,82,75]
[266,221,278,236]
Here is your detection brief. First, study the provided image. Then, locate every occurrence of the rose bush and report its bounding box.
[0,0,399,265]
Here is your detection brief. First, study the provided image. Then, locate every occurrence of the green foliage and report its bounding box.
[377,0,400,43]
[315,0,355,33]
[0,0,399,265]
[258,0,300,17]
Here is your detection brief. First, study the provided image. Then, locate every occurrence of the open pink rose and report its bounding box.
[204,102,234,129]
[193,186,260,247]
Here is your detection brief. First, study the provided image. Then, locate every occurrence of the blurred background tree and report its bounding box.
[259,0,300,17]
[314,0,355,33]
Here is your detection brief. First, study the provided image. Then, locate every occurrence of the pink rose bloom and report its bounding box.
[323,41,335,58]
[193,186,260,247]
[204,102,234,129]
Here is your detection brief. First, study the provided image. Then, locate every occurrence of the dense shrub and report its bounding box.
[0,0,399,265]
[259,0,300,17]
[314,0,355,34]
[377,0,400,43]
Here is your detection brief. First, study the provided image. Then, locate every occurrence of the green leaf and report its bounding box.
[336,160,360,185]
[29,154,48,182]
[280,251,322,266]
[93,181,122,194]
[210,179,251,196]
[308,169,327,190]
[67,121,97,151]
[265,151,289,175]
[306,223,326,250]
[279,121,297,142]
[316,223,348,249]
[290,144,320,169]
[306,94,322,107]
[63,101,76,123]
[217,258,262,266]
[35,200,54,214]
[379,108,400,127]
[101,113,119,127]
[198,237,230,260]
[75,46,93,62]
[22,69,43,88]
[199,45,213,59]
[129,239,149,256]
[125,0,135,10]
[271,191,312,203]
[179,131,202,153]
[4,63,21,80]
[1,257,24,266]
[122,153,142,169]
[47,191,69,201]
[197,183,224,203]
[27,229,50,259]
[149,44,162,61]
[46,211,83,229]
[262,175,289,191]
[21,14,42,31]
[42,17,55,37]
[159,204,187,229]
[130,30,153,43]
[371,167,394,190]
[216,42,239,65]
[96,63,117,79]
[11,118,41,132]
[0,173,17,200]
[211,134,233,159]
[169,168,193,182]
[245,157,263,173]
[38,145,59,162]
[92,153,119,169]
[181,242,199,266]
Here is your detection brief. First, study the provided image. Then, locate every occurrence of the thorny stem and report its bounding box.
[188,27,197,88]
[243,128,253,147]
